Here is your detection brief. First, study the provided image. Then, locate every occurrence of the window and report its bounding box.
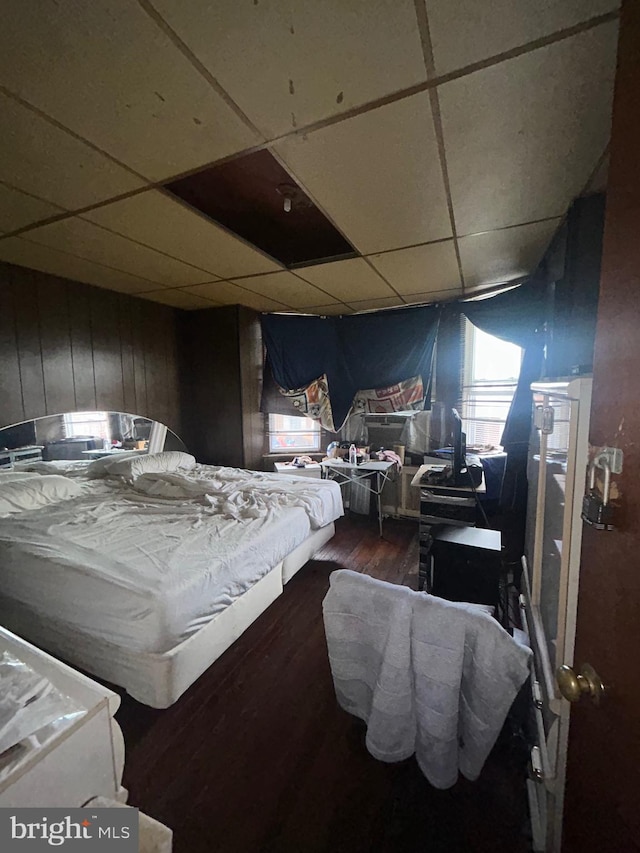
[63,411,110,441]
[268,414,321,453]
[461,319,523,449]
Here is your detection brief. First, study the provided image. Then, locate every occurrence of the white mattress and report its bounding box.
[0,466,342,655]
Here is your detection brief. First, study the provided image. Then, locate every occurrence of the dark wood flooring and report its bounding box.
[115,516,530,853]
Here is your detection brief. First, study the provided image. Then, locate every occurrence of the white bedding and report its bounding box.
[0,465,343,655]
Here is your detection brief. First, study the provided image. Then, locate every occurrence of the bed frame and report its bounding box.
[0,523,335,708]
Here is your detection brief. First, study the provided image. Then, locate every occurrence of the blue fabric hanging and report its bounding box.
[261,305,440,429]
[460,278,548,564]
[461,277,547,454]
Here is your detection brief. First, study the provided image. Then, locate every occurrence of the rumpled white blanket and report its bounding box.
[322,570,531,789]
[131,467,341,529]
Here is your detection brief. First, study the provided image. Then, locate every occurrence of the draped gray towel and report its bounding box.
[322,569,531,789]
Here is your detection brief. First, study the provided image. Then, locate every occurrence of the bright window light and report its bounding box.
[268,414,321,453]
[461,320,523,449]
[63,411,110,441]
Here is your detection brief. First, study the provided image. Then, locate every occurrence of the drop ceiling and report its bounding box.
[0,0,619,314]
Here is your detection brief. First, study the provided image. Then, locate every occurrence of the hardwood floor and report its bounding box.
[116,516,530,853]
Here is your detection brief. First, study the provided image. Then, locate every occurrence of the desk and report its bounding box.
[321,459,396,537]
[81,449,140,459]
[410,465,485,591]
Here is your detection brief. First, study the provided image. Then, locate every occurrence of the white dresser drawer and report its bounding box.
[0,627,123,808]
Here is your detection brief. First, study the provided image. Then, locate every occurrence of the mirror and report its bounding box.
[0,412,187,466]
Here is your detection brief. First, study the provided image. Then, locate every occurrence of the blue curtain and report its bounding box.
[261,305,440,429]
[461,277,548,455]
[461,278,548,561]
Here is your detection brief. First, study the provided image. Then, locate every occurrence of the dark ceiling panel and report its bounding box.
[164,149,356,268]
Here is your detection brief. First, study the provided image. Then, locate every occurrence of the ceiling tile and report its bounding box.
[22,218,216,288]
[402,289,463,305]
[295,257,396,301]
[347,297,406,312]
[275,93,452,254]
[0,236,155,294]
[83,190,282,278]
[0,1,260,181]
[426,0,618,76]
[0,183,64,232]
[367,240,461,295]
[459,219,561,289]
[136,288,218,309]
[152,0,428,138]
[440,22,618,235]
[0,94,145,211]
[183,281,289,312]
[231,272,333,308]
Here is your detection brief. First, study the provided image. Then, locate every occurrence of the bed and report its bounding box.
[0,453,343,707]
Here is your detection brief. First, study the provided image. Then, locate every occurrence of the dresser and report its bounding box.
[0,626,125,809]
[0,446,44,469]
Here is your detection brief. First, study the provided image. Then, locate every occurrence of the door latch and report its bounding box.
[534,405,554,434]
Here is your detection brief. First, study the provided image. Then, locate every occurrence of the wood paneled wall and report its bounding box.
[179,304,263,469]
[0,262,182,434]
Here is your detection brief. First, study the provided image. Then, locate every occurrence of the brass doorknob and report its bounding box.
[556,663,605,705]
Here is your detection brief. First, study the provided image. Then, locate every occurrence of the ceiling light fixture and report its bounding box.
[277,182,297,214]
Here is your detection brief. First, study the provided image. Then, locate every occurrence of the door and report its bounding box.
[562,2,640,850]
[523,379,591,852]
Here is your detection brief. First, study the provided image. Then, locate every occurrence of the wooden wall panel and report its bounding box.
[238,307,265,471]
[164,307,181,431]
[0,261,182,435]
[129,297,149,419]
[142,301,164,427]
[179,305,264,467]
[67,279,97,411]
[91,287,125,413]
[0,265,24,426]
[118,293,137,416]
[12,267,46,420]
[37,275,75,415]
[180,306,235,465]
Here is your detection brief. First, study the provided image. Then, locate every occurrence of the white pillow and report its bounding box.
[102,451,196,480]
[0,476,83,516]
[85,451,146,479]
[0,471,43,483]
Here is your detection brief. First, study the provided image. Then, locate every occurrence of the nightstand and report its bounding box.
[273,462,322,478]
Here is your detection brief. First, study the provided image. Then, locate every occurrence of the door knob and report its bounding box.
[556,663,605,705]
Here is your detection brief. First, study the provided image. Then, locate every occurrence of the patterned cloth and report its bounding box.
[351,376,425,415]
[278,374,335,431]
[277,374,425,432]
